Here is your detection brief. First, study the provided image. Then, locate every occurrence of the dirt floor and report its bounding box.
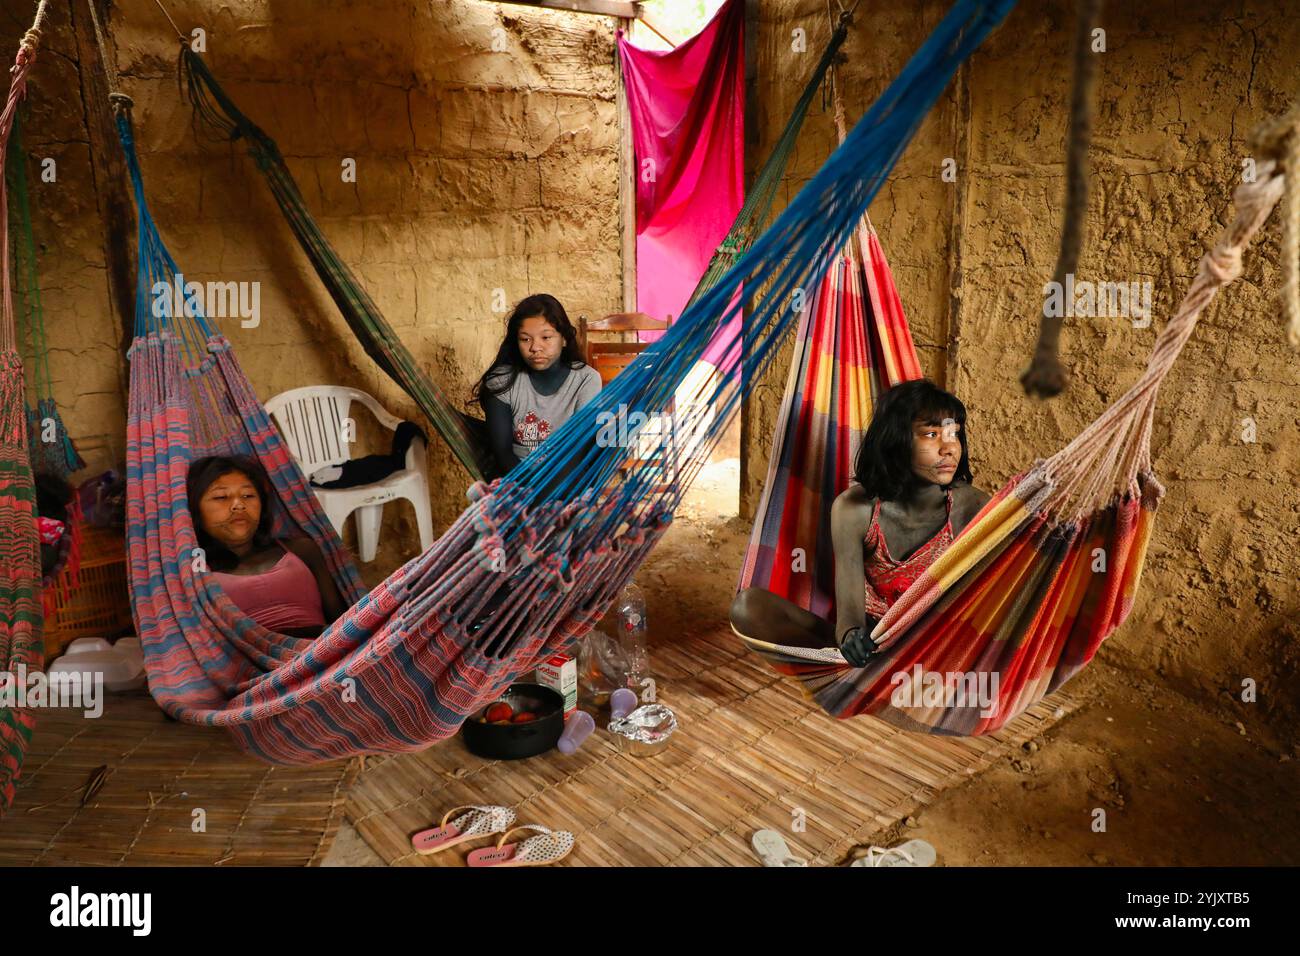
[326,458,1300,866]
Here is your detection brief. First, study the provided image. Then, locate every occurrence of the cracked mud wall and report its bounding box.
[3,0,619,561]
[6,0,1295,730]
[745,1,1300,730]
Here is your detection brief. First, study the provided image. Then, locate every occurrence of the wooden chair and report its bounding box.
[580,312,670,386]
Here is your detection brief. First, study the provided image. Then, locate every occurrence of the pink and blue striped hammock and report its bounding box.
[123,0,1021,762]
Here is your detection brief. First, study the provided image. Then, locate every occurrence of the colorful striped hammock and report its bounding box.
[737,118,1294,735]
[123,0,1017,762]
[0,8,49,815]
[737,221,920,620]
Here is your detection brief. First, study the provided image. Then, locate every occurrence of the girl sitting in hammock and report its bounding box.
[187,455,348,638]
[731,379,991,667]
[474,293,602,476]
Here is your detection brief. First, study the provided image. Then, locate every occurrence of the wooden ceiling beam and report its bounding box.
[493,0,643,19]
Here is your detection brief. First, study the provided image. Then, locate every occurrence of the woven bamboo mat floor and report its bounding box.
[0,692,356,866]
[346,632,1079,866]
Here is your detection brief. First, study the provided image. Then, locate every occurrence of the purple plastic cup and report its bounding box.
[609,688,638,720]
[557,710,596,755]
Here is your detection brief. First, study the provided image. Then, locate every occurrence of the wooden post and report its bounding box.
[69,0,136,360]
[737,0,760,517]
[616,18,636,313]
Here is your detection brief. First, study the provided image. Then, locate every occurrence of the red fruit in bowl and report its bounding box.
[485,702,513,723]
[511,712,538,723]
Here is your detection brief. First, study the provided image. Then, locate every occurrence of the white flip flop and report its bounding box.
[410,804,516,855]
[751,829,808,867]
[466,824,576,867]
[850,839,937,867]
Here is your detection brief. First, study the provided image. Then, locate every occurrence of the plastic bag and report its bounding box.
[577,628,632,703]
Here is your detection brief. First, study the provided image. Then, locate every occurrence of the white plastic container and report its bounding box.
[47,637,145,693]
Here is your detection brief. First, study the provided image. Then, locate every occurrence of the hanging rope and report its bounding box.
[84,0,133,114]
[9,112,86,477]
[1041,100,1298,525]
[1020,0,1103,399]
[1,1,49,354]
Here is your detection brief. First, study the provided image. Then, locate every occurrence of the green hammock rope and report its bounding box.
[176,48,495,481]
[7,110,83,479]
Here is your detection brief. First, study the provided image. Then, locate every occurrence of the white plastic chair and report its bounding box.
[265,385,433,562]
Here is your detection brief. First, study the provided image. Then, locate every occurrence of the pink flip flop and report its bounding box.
[466,824,576,867]
[410,805,516,855]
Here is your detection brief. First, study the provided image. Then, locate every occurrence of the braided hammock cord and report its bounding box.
[1038,137,1293,526]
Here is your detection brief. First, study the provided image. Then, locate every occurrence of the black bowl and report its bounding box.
[461,683,564,760]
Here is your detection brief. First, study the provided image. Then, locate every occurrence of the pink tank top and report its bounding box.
[213,549,326,631]
[863,489,955,618]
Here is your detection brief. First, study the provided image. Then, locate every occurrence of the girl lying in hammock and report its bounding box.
[474,293,602,476]
[731,379,991,666]
[187,455,348,638]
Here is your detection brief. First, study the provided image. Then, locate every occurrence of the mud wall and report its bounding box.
[744,0,1300,727]
[2,0,620,574]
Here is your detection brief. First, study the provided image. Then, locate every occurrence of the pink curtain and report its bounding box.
[617,0,744,343]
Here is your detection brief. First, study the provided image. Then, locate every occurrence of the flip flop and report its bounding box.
[850,839,937,867]
[750,829,808,867]
[466,824,575,867]
[410,805,516,855]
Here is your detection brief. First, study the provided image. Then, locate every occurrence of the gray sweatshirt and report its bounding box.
[484,362,603,460]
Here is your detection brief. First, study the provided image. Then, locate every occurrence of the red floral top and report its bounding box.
[863,488,955,618]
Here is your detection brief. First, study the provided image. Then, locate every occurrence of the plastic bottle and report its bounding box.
[615,580,649,690]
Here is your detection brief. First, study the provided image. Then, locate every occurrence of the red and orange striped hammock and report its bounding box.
[737,119,1294,736]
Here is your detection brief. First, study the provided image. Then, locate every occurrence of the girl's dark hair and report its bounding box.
[853,379,974,501]
[186,455,277,570]
[472,293,586,404]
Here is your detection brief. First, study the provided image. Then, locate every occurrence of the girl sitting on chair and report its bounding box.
[731,379,992,666]
[474,293,602,477]
[187,455,347,638]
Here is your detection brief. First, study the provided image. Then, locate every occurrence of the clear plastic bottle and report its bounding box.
[615,580,649,690]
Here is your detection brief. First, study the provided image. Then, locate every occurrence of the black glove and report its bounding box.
[839,626,880,668]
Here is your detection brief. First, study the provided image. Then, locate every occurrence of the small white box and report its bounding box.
[536,653,578,719]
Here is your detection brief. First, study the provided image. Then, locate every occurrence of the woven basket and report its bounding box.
[43,525,132,663]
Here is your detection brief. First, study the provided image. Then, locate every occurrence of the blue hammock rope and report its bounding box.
[509,0,1016,526]
[119,0,1017,763]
